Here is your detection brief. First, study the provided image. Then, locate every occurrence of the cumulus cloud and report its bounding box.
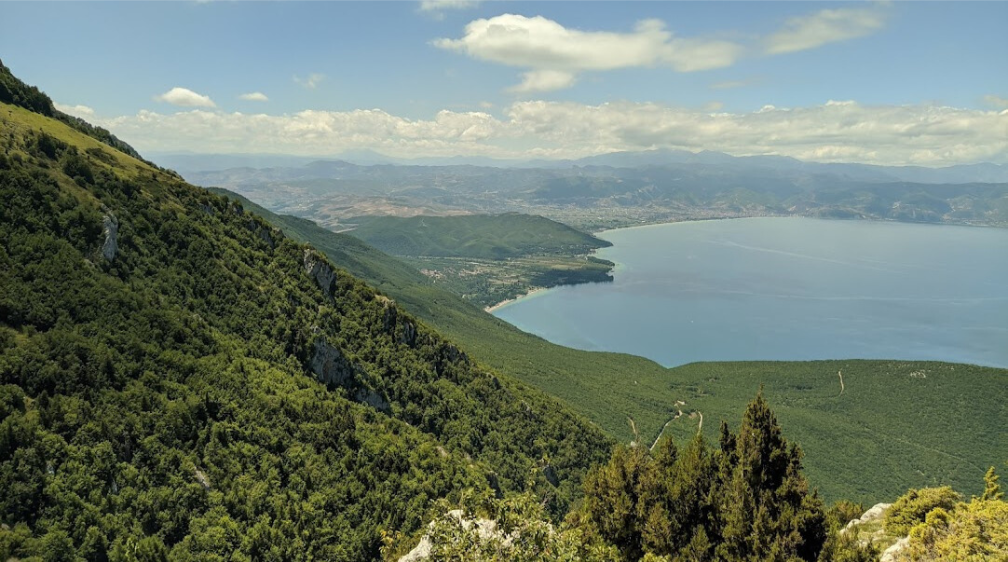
[54,102,96,118]
[97,101,1008,167]
[294,73,325,89]
[154,87,216,108]
[508,70,577,93]
[765,6,886,55]
[239,92,269,102]
[434,14,742,92]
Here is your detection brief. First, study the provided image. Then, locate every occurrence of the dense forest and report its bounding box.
[1,62,1005,561]
[0,65,612,558]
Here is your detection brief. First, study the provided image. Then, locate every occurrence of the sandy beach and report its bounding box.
[484,287,547,313]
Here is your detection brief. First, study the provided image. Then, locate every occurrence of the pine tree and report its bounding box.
[982,466,1003,501]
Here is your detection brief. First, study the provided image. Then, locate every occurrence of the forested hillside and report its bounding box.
[216,190,1008,507]
[0,65,612,559]
[349,213,610,259]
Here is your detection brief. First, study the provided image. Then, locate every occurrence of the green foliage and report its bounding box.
[0,58,54,116]
[61,150,95,185]
[900,492,1008,560]
[410,492,619,561]
[884,486,962,536]
[0,59,150,164]
[216,189,1008,507]
[0,93,612,558]
[349,213,611,260]
[348,213,615,307]
[982,466,1003,501]
[575,394,826,562]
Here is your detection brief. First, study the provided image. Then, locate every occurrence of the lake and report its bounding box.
[493,218,1008,368]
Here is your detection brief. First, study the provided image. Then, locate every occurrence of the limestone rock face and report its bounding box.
[844,502,891,532]
[101,210,118,261]
[378,296,419,347]
[248,219,281,249]
[303,249,336,298]
[354,388,390,412]
[881,536,909,562]
[309,339,355,387]
[309,338,390,412]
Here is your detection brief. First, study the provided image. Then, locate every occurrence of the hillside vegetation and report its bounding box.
[349,213,611,260]
[217,192,1008,506]
[0,69,614,558]
[348,213,615,307]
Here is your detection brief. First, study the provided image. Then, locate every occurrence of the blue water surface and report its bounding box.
[494,218,1008,368]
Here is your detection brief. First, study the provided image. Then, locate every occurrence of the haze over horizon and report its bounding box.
[3,1,1007,166]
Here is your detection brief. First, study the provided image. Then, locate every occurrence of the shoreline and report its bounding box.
[484,286,548,314]
[589,213,1004,237]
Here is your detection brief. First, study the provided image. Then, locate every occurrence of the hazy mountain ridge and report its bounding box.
[158,149,1008,185]
[177,151,1008,232]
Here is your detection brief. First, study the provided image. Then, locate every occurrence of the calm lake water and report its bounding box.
[494,218,1008,368]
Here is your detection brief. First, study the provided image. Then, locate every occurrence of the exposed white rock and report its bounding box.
[880,536,909,562]
[101,211,118,261]
[309,339,354,387]
[303,249,336,297]
[399,510,507,562]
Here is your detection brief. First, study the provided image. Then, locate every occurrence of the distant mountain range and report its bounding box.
[172,149,1008,232]
[152,148,1008,184]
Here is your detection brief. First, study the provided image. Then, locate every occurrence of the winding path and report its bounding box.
[838,369,845,396]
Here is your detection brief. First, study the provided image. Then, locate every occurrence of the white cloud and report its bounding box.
[294,73,325,89]
[239,92,269,102]
[98,101,1008,167]
[154,87,216,108]
[53,102,96,118]
[435,14,742,92]
[765,6,886,55]
[508,70,577,93]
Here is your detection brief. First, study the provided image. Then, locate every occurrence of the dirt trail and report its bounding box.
[650,411,683,451]
[627,416,639,445]
[838,369,845,396]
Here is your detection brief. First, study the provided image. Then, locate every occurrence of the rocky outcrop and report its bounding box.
[309,338,390,412]
[309,339,356,387]
[844,502,891,532]
[399,510,509,562]
[100,209,118,261]
[354,388,390,412]
[433,342,468,376]
[303,249,337,298]
[248,219,282,249]
[881,537,909,562]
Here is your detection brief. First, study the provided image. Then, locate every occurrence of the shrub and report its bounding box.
[884,486,961,536]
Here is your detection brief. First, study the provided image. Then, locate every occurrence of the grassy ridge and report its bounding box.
[663,360,1007,503]
[348,213,611,259]
[216,190,1008,504]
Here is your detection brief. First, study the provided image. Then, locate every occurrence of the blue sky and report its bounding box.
[3,1,1007,165]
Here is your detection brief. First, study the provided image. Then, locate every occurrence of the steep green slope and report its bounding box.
[347,213,615,307]
[0,74,613,558]
[349,213,611,259]
[208,189,675,445]
[216,192,1008,506]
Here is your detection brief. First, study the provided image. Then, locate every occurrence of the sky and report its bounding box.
[3,1,1007,166]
